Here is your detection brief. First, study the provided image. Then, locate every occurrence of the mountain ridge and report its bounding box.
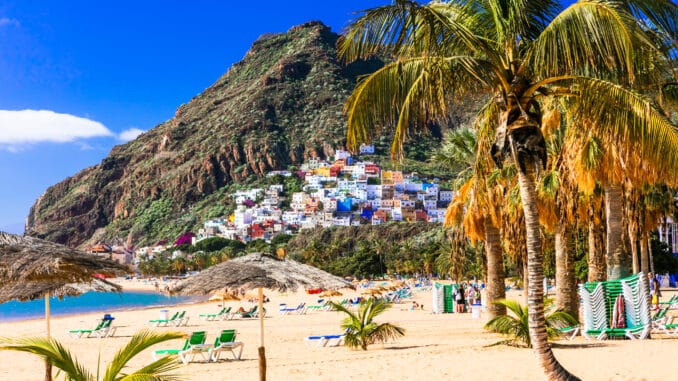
[25,21,384,247]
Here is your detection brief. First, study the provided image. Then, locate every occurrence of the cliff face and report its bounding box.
[25,21,383,247]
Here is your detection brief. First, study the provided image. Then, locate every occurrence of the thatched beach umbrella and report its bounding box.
[320,290,342,297]
[208,289,241,303]
[0,231,129,381]
[172,252,351,381]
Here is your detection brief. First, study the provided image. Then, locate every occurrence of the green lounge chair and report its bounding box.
[234,306,260,319]
[68,319,115,338]
[149,311,179,327]
[557,326,580,340]
[208,329,244,361]
[153,331,209,365]
[172,311,189,327]
[199,307,232,321]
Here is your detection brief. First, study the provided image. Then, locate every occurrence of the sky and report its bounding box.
[0,0,391,234]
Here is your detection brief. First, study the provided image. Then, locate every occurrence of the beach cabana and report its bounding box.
[0,231,128,381]
[172,252,351,381]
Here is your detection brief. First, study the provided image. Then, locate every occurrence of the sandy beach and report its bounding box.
[1,280,676,381]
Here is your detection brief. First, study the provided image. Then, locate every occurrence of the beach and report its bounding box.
[0,280,676,381]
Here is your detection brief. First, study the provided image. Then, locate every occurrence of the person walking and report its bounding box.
[649,272,661,310]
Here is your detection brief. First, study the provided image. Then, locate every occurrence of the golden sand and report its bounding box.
[0,279,675,381]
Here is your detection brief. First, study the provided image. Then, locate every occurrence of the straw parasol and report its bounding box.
[208,289,241,303]
[320,290,343,297]
[172,252,351,381]
[0,231,129,381]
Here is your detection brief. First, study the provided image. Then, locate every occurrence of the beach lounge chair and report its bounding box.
[557,326,580,340]
[172,311,189,327]
[580,272,652,340]
[234,305,265,319]
[280,302,306,315]
[232,306,257,319]
[305,333,345,347]
[68,318,116,338]
[208,329,245,361]
[153,331,210,365]
[149,311,180,327]
[199,307,232,321]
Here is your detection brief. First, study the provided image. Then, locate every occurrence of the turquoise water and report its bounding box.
[0,291,204,322]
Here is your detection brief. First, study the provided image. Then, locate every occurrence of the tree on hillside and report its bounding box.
[339,1,678,379]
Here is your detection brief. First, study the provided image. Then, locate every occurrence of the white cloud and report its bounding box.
[0,17,20,28]
[0,109,114,146]
[118,128,145,142]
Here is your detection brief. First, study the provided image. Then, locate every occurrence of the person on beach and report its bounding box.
[455,285,465,313]
[649,272,661,310]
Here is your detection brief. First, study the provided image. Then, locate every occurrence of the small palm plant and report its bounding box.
[484,299,578,348]
[0,330,185,380]
[330,298,405,350]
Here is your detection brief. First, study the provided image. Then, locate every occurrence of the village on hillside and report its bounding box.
[91,145,454,267]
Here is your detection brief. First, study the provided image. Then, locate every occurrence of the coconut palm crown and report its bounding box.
[338,1,678,380]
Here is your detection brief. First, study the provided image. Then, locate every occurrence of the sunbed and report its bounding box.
[305,333,345,347]
[67,318,116,338]
[208,329,245,361]
[149,311,180,327]
[153,331,210,365]
[199,307,232,321]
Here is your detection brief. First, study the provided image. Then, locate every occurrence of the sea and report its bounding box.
[0,291,205,322]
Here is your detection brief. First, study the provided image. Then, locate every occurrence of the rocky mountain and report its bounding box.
[25,21,473,248]
[26,21,388,247]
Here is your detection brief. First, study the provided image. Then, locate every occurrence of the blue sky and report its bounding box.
[0,1,391,233]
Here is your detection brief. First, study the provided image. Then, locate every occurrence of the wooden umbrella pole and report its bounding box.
[258,286,266,381]
[45,291,51,338]
[44,291,52,381]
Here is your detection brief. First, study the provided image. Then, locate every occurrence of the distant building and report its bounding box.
[359,144,375,154]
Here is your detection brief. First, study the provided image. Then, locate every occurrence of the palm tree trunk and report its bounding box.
[639,231,649,273]
[516,165,579,381]
[605,183,630,280]
[647,235,655,274]
[628,224,639,274]
[484,219,506,319]
[588,220,606,282]
[555,225,577,315]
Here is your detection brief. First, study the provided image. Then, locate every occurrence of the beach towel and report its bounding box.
[611,294,626,329]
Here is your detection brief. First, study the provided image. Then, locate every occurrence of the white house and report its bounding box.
[335,149,352,160]
[439,190,454,202]
[233,206,253,227]
[359,144,375,154]
[423,199,438,211]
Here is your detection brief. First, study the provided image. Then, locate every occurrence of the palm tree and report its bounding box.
[485,299,578,348]
[330,298,405,350]
[0,330,185,381]
[339,1,678,379]
[438,127,507,318]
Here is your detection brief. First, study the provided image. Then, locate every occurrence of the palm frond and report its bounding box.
[366,322,406,345]
[478,0,561,46]
[619,0,678,45]
[103,330,185,381]
[345,56,492,157]
[338,0,494,63]
[571,77,678,180]
[0,337,91,381]
[117,355,184,381]
[529,1,660,84]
